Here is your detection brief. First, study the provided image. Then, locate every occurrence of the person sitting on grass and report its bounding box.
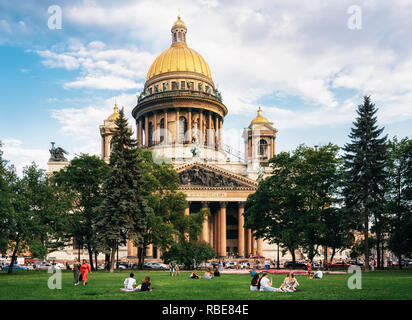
[280,272,299,292]
[190,269,200,279]
[250,273,260,291]
[258,272,283,292]
[204,268,213,279]
[312,268,323,279]
[213,267,220,277]
[250,268,257,278]
[120,273,138,292]
[140,275,152,292]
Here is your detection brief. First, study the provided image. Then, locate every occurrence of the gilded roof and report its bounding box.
[146,44,212,81]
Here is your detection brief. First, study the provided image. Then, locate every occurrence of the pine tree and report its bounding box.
[343,96,387,271]
[96,108,152,272]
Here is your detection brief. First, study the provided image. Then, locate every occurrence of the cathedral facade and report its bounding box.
[99,16,277,259]
[47,17,350,263]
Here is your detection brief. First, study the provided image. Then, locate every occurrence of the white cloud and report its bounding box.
[24,0,412,155]
[1,139,49,175]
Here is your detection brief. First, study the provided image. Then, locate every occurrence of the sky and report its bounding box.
[1,0,412,174]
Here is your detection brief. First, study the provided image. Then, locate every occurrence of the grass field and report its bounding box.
[1,270,411,300]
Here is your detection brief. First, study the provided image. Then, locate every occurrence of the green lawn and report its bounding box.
[1,270,411,300]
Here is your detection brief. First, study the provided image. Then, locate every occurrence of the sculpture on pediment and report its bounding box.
[178,166,244,188]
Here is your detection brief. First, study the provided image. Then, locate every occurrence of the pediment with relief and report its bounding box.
[177,163,257,190]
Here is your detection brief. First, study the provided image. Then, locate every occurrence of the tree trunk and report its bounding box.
[324,246,328,267]
[88,248,94,271]
[138,245,146,270]
[398,253,403,271]
[109,247,116,273]
[94,252,98,270]
[8,241,19,275]
[364,213,369,272]
[376,238,381,269]
[290,249,296,268]
[105,252,110,271]
[330,247,336,263]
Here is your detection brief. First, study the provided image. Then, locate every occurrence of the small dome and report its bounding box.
[172,15,186,30]
[251,107,269,124]
[107,104,119,121]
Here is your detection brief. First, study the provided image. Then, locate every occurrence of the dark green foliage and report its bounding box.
[162,241,216,269]
[96,108,152,272]
[1,162,71,273]
[52,154,110,269]
[244,143,343,264]
[386,137,412,267]
[343,96,387,270]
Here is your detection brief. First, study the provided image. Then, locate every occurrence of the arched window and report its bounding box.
[160,118,165,142]
[258,139,268,157]
[148,122,154,146]
[173,32,177,42]
[179,116,187,143]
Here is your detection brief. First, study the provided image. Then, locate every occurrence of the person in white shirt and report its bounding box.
[258,273,282,292]
[120,273,138,292]
[313,268,323,279]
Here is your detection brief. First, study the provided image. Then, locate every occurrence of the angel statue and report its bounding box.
[49,142,69,162]
[190,139,200,158]
[257,164,265,180]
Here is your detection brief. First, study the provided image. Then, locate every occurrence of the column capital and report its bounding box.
[238,202,245,209]
[220,201,228,208]
[201,201,209,208]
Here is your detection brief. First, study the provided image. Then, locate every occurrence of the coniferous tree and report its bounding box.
[96,108,152,272]
[342,96,387,271]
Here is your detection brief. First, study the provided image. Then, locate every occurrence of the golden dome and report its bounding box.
[146,45,212,81]
[251,107,269,124]
[107,104,119,121]
[172,15,186,29]
[146,16,212,82]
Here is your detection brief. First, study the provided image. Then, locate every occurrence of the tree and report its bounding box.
[96,108,152,272]
[0,142,14,255]
[134,150,188,269]
[244,144,344,265]
[342,96,387,271]
[294,144,343,261]
[244,151,304,266]
[52,154,110,270]
[3,163,71,274]
[386,137,412,269]
[162,241,215,270]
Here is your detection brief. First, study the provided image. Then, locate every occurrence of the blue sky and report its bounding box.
[1,0,412,173]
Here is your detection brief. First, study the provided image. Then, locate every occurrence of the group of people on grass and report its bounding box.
[189,267,220,279]
[73,259,92,286]
[120,273,153,292]
[71,258,323,293]
[250,272,300,292]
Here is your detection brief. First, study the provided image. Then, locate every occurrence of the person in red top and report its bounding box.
[80,259,91,286]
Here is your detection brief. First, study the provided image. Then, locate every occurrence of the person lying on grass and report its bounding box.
[280,272,300,292]
[120,273,138,292]
[190,269,200,279]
